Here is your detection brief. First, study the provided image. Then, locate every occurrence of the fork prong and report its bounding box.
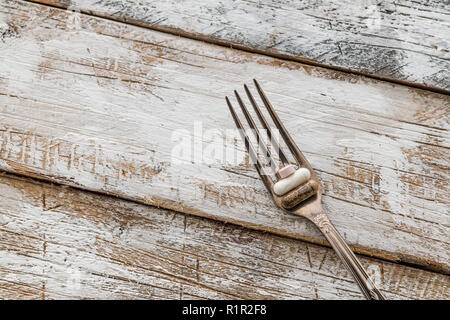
[234,90,278,173]
[244,84,289,166]
[225,96,274,190]
[253,79,304,166]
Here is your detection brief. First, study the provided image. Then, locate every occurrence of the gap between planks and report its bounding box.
[1,166,449,280]
[0,0,448,276]
[0,171,448,300]
[25,0,450,96]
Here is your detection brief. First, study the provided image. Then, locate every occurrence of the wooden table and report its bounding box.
[0,0,448,299]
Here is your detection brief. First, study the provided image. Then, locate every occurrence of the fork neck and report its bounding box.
[310,213,386,300]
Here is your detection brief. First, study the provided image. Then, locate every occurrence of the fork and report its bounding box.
[225,79,386,300]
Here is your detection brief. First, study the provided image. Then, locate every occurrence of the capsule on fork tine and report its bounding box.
[273,167,311,196]
[234,86,315,201]
[281,180,319,209]
[276,164,295,179]
[244,83,302,190]
[226,82,387,300]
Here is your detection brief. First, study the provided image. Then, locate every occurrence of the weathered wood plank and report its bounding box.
[0,1,449,273]
[27,0,450,92]
[0,172,449,299]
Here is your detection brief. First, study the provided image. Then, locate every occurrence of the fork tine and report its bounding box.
[234,90,278,173]
[225,96,274,190]
[253,79,304,166]
[244,84,289,166]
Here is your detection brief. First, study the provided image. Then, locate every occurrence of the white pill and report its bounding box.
[273,168,311,196]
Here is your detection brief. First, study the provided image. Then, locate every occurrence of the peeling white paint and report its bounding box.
[0,1,448,271]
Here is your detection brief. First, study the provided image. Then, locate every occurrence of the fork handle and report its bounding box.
[311,213,386,300]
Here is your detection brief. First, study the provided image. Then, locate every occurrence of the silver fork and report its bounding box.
[225,79,386,300]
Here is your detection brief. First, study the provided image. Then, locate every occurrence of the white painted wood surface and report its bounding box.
[0,0,449,275]
[0,173,448,299]
[28,0,450,92]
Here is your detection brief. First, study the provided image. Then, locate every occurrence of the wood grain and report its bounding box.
[27,0,450,92]
[0,172,449,299]
[0,0,449,273]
